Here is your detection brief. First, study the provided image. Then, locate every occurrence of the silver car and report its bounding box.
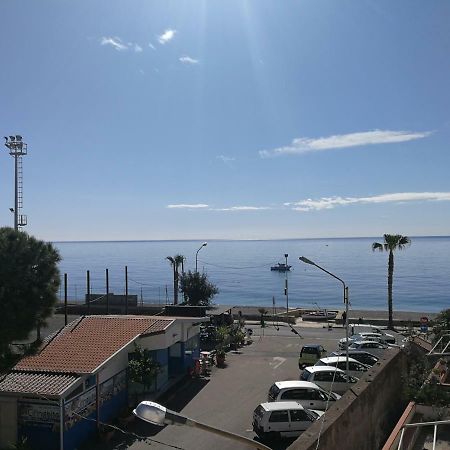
[268,380,341,410]
[314,356,371,378]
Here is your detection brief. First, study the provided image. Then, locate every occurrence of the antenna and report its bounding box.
[4,135,28,230]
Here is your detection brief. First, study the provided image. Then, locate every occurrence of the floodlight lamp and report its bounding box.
[202,242,208,247]
[9,136,15,141]
[133,401,167,426]
[15,135,22,141]
[299,256,315,266]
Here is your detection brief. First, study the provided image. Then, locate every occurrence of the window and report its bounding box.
[301,370,311,381]
[314,372,333,382]
[310,389,327,401]
[269,410,289,422]
[335,373,348,383]
[281,389,307,400]
[269,385,280,399]
[290,410,311,422]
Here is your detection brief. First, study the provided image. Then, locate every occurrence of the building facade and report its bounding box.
[0,315,204,450]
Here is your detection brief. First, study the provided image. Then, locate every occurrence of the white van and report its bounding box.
[268,381,341,410]
[253,401,323,440]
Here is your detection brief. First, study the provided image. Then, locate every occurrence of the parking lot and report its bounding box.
[104,322,351,450]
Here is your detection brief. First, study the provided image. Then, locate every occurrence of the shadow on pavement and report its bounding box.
[79,377,210,450]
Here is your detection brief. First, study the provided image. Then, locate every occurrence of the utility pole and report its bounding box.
[284,253,289,315]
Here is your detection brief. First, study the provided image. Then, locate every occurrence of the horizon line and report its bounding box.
[51,235,450,244]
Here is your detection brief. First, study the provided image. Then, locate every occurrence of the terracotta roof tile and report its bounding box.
[0,371,79,396]
[15,316,174,374]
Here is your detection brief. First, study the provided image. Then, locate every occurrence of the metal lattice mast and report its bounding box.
[4,135,28,230]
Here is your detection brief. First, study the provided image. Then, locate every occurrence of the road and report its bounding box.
[99,322,347,450]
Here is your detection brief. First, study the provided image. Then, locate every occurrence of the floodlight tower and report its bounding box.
[4,135,27,231]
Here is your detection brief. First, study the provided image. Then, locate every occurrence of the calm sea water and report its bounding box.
[54,237,450,313]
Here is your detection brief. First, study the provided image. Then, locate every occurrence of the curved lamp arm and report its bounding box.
[134,401,271,450]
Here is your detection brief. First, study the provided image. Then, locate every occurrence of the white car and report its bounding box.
[268,381,341,410]
[329,350,379,366]
[253,401,323,440]
[339,332,394,349]
[300,366,359,394]
[314,356,371,378]
[348,340,389,351]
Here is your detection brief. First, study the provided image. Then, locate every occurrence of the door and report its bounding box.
[267,410,290,436]
[288,409,314,437]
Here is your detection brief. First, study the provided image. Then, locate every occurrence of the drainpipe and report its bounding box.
[60,397,64,450]
[96,373,100,430]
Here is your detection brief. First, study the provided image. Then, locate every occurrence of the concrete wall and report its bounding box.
[288,348,409,450]
[0,396,17,448]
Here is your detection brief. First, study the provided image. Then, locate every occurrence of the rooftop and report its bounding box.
[14,315,174,374]
[0,371,79,397]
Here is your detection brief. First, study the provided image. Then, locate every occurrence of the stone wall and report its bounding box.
[288,348,409,450]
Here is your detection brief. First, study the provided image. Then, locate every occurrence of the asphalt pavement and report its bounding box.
[93,322,349,450]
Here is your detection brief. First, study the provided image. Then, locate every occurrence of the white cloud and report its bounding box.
[100,37,144,53]
[100,37,128,51]
[286,192,450,211]
[166,204,209,209]
[179,56,199,64]
[212,206,271,211]
[217,155,236,164]
[158,29,177,44]
[259,130,433,158]
[148,43,156,50]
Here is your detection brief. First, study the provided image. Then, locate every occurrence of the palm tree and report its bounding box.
[372,234,411,330]
[166,254,185,305]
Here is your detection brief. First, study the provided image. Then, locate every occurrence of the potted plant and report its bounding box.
[216,347,226,367]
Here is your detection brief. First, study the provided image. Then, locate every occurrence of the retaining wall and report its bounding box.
[288,348,409,450]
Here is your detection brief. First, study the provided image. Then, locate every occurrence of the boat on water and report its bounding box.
[302,310,338,321]
[270,263,292,272]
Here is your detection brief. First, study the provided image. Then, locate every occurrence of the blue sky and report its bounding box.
[1,0,449,241]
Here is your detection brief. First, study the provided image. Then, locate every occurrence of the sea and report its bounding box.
[54,237,450,313]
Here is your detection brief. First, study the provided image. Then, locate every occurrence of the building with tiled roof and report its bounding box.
[0,314,205,450]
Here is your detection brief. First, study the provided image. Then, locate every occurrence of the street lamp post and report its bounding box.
[299,256,350,379]
[195,242,207,272]
[134,401,271,450]
[284,253,289,315]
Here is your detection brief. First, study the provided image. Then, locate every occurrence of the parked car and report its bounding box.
[268,381,341,410]
[298,344,327,369]
[348,340,389,351]
[300,366,359,394]
[350,326,396,344]
[253,401,323,440]
[339,332,393,349]
[314,356,371,378]
[329,350,379,366]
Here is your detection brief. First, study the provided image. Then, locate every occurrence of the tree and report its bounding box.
[0,227,61,358]
[166,254,185,305]
[179,270,218,306]
[372,234,411,330]
[128,343,161,394]
[432,308,450,344]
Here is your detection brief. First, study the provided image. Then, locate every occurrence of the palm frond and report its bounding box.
[372,242,383,252]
